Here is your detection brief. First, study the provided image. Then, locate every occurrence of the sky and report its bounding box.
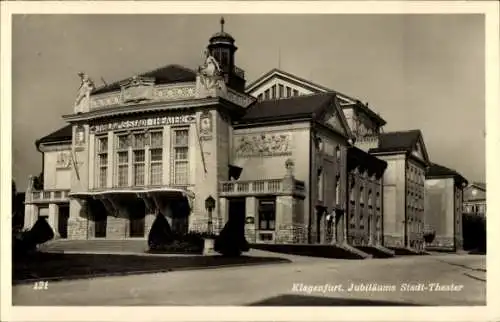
[11,14,485,191]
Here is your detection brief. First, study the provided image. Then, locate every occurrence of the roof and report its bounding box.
[245,68,386,126]
[347,146,388,178]
[426,163,468,186]
[468,182,486,191]
[369,130,422,154]
[36,124,72,147]
[238,92,335,123]
[92,64,197,95]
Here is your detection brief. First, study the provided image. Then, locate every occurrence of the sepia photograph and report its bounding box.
[1,2,499,321]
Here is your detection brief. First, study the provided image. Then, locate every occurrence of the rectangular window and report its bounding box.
[286,87,292,98]
[293,89,299,97]
[173,128,189,185]
[133,133,146,186]
[116,134,130,187]
[149,131,163,186]
[264,89,270,100]
[271,85,276,99]
[278,84,284,98]
[97,136,108,188]
[258,198,276,230]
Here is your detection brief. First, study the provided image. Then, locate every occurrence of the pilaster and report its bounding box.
[24,204,38,229]
[48,203,60,238]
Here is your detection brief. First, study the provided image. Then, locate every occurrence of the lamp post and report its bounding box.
[205,195,216,234]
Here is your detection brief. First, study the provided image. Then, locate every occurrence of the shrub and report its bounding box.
[23,217,54,246]
[214,217,249,257]
[147,214,175,250]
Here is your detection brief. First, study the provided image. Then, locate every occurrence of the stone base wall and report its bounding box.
[427,236,456,250]
[274,224,308,244]
[107,216,128,239]
[383,234,405,248]
[67,217,88,240]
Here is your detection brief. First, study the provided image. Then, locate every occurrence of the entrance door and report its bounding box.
[92,200,107,238]
[58,205,70,238]
[129,199,146,238]
[228,198,246,234]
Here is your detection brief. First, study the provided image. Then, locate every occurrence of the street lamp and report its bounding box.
[205,195,216,234]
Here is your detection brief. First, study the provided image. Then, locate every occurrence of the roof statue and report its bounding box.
[196,49,227,97]
[74,72,95,113]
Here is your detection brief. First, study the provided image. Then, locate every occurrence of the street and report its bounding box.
[12,252,486,306]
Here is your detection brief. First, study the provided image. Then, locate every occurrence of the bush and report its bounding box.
[147,214,175,250]
[214,217,249,257]
[147,215,219,253]
[13,218,54,259]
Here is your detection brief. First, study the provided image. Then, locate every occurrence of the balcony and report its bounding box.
[219,178,306,198]
[26,189,70,204]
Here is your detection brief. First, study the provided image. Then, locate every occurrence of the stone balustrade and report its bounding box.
[219,178,305,197]
[26,189,70,204]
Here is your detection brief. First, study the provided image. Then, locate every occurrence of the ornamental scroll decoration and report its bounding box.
[120,76,156,103]
[235,133,291,157]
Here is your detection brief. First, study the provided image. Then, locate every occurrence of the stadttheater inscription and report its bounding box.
[90,115,196,133]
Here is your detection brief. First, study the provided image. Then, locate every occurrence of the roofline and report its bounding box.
[233,116,312,128]
[246,68,333,93]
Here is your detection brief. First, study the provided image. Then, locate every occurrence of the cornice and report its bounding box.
[63,98,220,123]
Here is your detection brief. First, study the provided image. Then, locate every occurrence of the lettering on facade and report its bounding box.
[90,115,196,134]
[235,133,291,157]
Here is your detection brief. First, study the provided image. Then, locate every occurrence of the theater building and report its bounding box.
[24,18,426,253]
[424,163,468,251]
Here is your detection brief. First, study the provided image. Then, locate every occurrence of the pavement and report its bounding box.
[12,250,486,306]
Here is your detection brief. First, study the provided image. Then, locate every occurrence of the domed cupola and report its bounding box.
[207,17,246,92]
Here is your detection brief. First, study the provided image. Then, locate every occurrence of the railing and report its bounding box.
[219,178,305,197]
[27,189,70,203]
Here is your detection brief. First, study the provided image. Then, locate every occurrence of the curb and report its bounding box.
[13,258,290,285]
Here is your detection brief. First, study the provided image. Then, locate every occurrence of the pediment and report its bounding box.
[246,69,355,105]
[411,135,430,164]
[318,97,352,138]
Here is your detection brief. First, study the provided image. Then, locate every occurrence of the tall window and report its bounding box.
[278,84,284,98]
[264,89,270,100]
[97,136,108,188]
[293,89,299,97]
[132,133,146,186]
[173,128,189,185]
[286,87,292,98]
[116,134,129,187]
[359,186,364,205]
[258,198,276,230]
[335,176,340,205]
[271,85,276,99]
[149,131,163,185]
[317,167,324,202]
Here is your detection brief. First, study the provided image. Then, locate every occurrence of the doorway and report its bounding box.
[129,199,146,238]
[58,204,70,238]
[91,199,107,238]
[228,198,246,226]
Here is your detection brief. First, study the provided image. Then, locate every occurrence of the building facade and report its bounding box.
[463,182,486,217]
[424,163,468,251]
[25,18,442,254]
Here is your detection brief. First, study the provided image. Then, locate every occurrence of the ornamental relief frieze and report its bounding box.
[234,133,292,157]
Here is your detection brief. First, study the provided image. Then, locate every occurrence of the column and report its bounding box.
[48,203,60,238]
[162,125,171,185]
[24,204,38,230]
[245,196,257,243]
[217,197,227,234]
